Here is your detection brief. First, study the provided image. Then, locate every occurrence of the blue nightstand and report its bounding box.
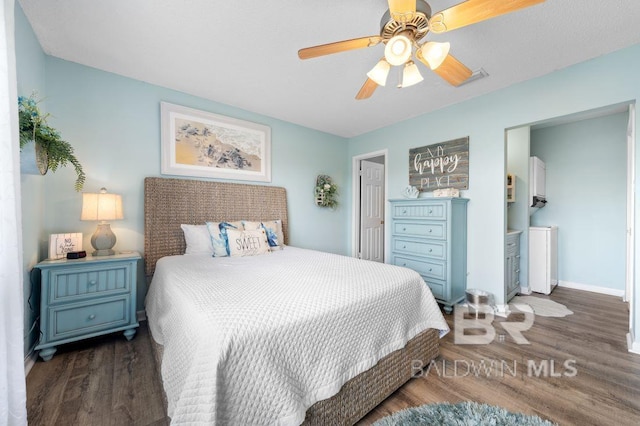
[34,251,141,361]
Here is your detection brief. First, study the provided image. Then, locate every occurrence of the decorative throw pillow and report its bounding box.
[261,220,285,250]
[226,228,270,257]
[242,219,284,250]
[180,224,213,255]
[205,221,244,257]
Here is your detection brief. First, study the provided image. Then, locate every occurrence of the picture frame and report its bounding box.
[160,102,271,182]
[48,233,82,260]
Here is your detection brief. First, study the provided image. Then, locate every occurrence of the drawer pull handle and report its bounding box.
[402,227,407,231]
[515,255,521,259]
[508,243,516,246]
[89,280,97,286]
[403,245,407,249]
[402,263,407,267]
[402,209,407,214]
[428,248,433,252]
[428,209,433,214]
[515,269,520,273]
[428,229,433,233]
[88,314,96,320]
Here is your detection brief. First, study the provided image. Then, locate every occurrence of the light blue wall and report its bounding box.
[506,126,530,290]
[15,3,46,357]
[347,43,640,318]
[530,112,628,290]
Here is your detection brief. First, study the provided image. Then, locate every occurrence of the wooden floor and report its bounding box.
[26,287,640,425]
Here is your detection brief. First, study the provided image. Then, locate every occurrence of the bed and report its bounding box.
[143,177,448,425]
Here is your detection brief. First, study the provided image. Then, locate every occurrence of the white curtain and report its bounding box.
[0,0,28,424]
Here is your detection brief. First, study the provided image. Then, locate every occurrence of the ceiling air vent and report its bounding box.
[457,68,488,86]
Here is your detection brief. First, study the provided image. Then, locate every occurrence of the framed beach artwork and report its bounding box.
[160,102,271,182]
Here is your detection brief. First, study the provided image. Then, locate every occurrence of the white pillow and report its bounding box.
[205,221,244,257]
[180,224,213,255]
[227,228,270,257]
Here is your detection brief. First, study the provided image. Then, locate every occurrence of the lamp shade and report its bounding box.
[419,41,450,70]
[384,34,412,66]
[81,188,123,222]
[366,59,391,86]
[400,61,424,88]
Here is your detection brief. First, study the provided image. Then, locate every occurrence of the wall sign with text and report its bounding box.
[48,233,82,260]
[409,137,469,192]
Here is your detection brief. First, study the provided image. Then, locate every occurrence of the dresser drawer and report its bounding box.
[393,202,447,220]
[47,263,132,304]
[392,238,446,260]
[423,279,445,300]
[393,221,446,239]
[393,255,447,281]
[506,234,520,256]
[47,296,130,341]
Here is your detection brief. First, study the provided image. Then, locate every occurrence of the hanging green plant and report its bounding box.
[19,92,85,191]
[314,174,338,208]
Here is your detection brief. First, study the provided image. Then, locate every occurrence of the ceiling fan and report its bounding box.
[298,0,545,100]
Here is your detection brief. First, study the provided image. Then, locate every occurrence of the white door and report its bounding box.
[360,160,385,262]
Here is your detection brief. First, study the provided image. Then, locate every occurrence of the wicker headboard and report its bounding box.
[144,177,288,277]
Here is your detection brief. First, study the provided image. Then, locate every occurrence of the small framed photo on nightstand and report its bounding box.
[48,233,82,260]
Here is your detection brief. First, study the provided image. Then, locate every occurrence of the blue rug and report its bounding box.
[373,401,555,426]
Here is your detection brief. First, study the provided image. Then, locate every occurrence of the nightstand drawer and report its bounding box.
[393,202,447,219]
[48,296,130,341]
[48,263,132,304]
[393,255,446,280]
[393,221,446,239]
[393,238,446,259]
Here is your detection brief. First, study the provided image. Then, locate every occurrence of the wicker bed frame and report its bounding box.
[143,177,440,425]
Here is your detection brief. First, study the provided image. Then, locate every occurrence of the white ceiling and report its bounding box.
[19,0,640,138]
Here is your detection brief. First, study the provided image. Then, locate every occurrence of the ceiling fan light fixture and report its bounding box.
[366,59,391,86]
[400,61,423,88]
[419,41,451,70]
[384,34,412,66]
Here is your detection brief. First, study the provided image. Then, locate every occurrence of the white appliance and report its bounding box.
[529,156,547,208]
[529,226,558,295]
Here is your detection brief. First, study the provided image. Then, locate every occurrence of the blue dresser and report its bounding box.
[34,252,140,361]
[389,198,468,313]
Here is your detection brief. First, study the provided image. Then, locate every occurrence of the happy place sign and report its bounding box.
[409,137,469,192]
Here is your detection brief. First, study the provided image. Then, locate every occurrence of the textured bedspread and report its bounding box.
[145,247,449,425]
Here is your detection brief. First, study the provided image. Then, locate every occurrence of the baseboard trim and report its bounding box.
[627,329,640,355]
[137,310,147,322]
[558,280,625,298]
[24,348,37,376]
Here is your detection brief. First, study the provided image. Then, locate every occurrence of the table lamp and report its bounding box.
[81,187,123,256]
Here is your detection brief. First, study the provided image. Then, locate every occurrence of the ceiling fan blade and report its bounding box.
[388,0,417,23]
[298,36,383,60]
[429,0,545,34]
[418,53,472,86]
[356,78,379,100]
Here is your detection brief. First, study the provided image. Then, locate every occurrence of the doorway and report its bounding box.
[352,150,388,261]
[505,103,634,307]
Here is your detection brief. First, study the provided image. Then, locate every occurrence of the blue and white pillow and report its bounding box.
[205,221,244,256]
[242,220,284,251]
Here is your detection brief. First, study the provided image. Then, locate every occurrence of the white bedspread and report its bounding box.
[145,247,449,425]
